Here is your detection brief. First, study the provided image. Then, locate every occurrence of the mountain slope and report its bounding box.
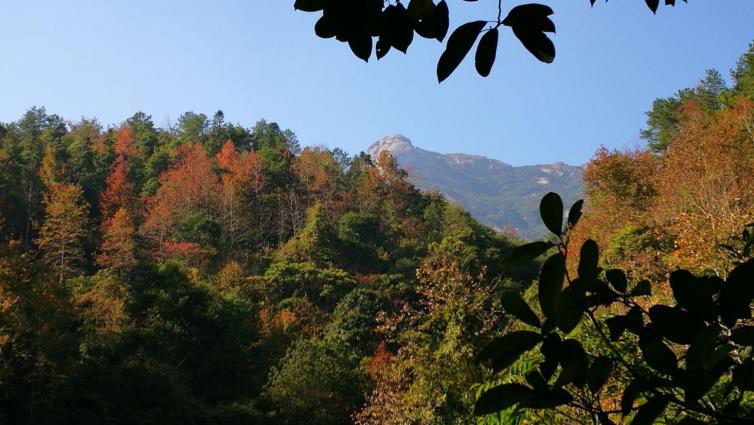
[367,135,583,239]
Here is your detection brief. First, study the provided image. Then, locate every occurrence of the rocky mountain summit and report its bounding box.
[367,135,583,238]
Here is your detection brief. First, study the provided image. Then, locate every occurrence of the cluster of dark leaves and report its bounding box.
[295,1,686,82]
[475,192,754,425]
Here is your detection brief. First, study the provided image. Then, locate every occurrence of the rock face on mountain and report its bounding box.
[367,135,583,239]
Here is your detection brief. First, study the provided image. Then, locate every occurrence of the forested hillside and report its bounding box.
[0,109,535,424]
[1,40,753,425]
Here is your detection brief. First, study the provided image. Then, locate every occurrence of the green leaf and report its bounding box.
[567,199,584,227]
[578,239,599,280]
[538,253,566,322]
[587,357,614,393]
[606,269,628,293]
[630,280,651,297]
[474,28,498,77]
[631,397,668,425]
[501,241,554,268]
[501,292,541,328]
[473,383,531,415]
[437,20,486,82]
[478,331,542,372]
[539,192,564,236]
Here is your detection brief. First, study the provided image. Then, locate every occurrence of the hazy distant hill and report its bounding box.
[367,135,583,239]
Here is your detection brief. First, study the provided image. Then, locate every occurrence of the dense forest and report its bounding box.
[0,42,752,424]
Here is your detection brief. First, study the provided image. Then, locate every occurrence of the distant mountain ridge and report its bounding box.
[367,135,583,239]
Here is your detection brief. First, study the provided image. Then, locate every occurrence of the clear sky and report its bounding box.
[1,1,752,165]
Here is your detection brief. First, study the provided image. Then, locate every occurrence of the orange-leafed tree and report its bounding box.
[654,98,754,275]
[216,140,265,254]
[100,126,140,220]
[113,126,138,158]
[144,143,220,256]
[99,158,136,220]
[293,146,344,217]
[36,182,90,283]
[96,207,138,274]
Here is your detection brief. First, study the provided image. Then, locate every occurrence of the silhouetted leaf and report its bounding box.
[676,417,708,425]
[376,37,391,59]
[433,1,450,41]
[539,253,566,322]
[640,338,677,373]
[686,325,720,370]
[502,3,555,31]
[474,29,498,77]
[606,269,628,293]
[645,0,660,14]
[606,315,627,341]
[670,270,716,320]
[348,33,373,62]
[631,397,668,425]
[649,305,704,344]
[555,339,589,387]
[630,280,651,297]
[588,357,614,393]
[502,292,541,328]
[525,370,547,389]
[381,4,413,53]
[502,241,554,268]
[719,259,754,327]
[519,386,572,408]
[578,239,599,280]
[621,380,645,416]
[556,286,583,333]
[733,361,754,391]
[731,326,754,346]
[294,0,325,12]
[568,199,584,227]
[478,331,542,372]
[626,306,644,334]
[473,383,532,415]
[511,28,555,63]
[437,20,486,82]
[539,192,563,236]
[315,15,336,38]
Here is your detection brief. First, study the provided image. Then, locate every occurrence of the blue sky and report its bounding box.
[1,1,752,165]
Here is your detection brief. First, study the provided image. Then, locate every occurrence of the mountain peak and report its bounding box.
[367,135,414,157]
[363,135,583,238]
